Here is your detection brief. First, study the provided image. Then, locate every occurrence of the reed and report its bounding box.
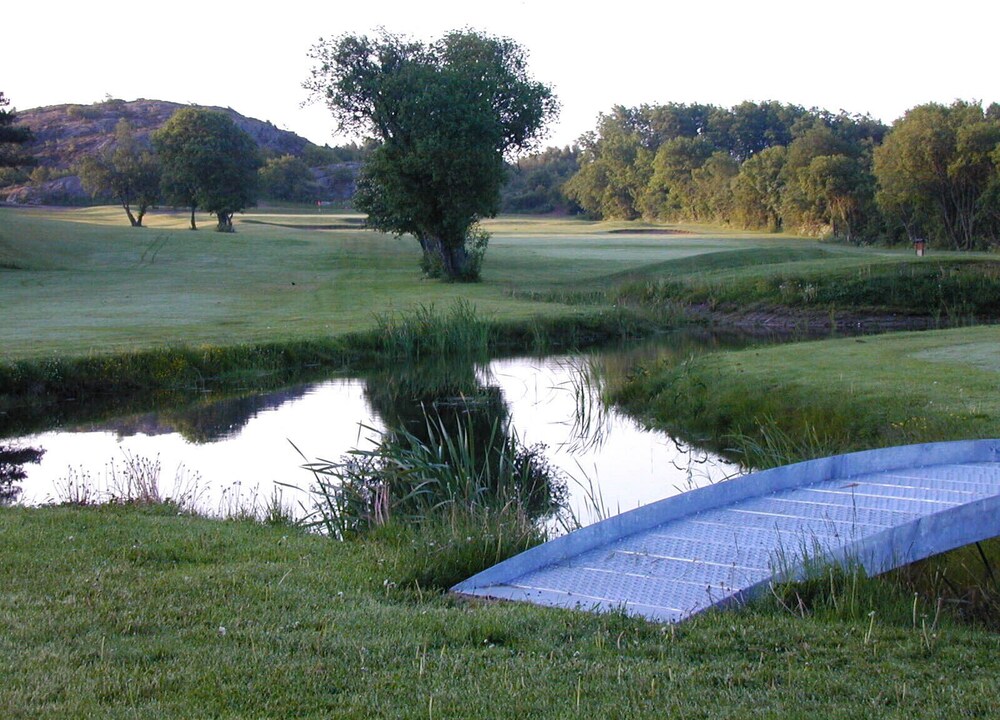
[374,299,492,361]
[298,410,566,588]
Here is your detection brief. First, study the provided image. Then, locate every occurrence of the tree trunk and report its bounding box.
[216,212,235,232]
[189,205,198,230]
[441,242,470,280]
[122,202,138,227]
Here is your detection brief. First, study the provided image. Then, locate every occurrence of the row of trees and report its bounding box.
[562,100,1000,249]
[79,108,262,231]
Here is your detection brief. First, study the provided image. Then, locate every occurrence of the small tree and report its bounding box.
[306,30,557,280]
[0,92,33,169]
[78,119,160,227]
[152,108,261,231]
[259,154,317,202]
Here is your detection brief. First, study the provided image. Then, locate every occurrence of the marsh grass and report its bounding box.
[375,299,492,360]
[300,414,565,536]
[726,416,849,469]
[297,411,566,589]
[53,450,205,510]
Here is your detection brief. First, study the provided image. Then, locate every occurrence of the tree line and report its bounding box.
[556,100,1000,250]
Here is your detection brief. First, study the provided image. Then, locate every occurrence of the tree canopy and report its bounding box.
[873,101,1000,250]
[78,119,160,227]
[152,108,261,231]
[306,29,558,280]
[259,155,317,203]
[565,101,888,241]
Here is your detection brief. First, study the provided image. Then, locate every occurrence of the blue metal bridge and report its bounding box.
[452,440,1000,623]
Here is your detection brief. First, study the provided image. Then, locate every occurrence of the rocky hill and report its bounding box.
[1,98,357,205]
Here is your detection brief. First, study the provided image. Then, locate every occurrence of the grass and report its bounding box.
[8,205,996,363]
[6,206,1000,715]
[609,324,1000,463]
[3,504,1000,718]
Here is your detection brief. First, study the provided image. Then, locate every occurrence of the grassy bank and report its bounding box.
[3,504,999,718]
[5,206,1000,365]
[6,205,1000,423]
[609,324,1000,465]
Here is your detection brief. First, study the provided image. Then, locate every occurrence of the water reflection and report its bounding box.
[0,443,44,505]
[85,386,313,443]
[4,331,762,523]
[353,358,565,526]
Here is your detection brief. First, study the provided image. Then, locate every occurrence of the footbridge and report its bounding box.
[452,440,1000,623]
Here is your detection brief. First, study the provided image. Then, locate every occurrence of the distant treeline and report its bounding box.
[510,100,1000,250]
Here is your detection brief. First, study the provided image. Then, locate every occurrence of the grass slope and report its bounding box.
[3,505,999,719]
[610,324,1000,459]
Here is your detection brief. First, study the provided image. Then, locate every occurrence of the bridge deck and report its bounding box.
[452,440,1000,623]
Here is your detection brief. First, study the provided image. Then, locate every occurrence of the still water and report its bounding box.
[5,343,749,525]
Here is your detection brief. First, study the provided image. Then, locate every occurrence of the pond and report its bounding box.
[1,330,773,526]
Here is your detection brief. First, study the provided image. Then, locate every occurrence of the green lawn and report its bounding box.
[0,205,927,361]
[609,323,1000,462]
[2,505,998,719]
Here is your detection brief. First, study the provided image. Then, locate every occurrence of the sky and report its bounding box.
[4,0,998,150]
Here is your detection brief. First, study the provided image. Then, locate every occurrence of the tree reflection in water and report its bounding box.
[301,357,567,537]
[0,444,45,504]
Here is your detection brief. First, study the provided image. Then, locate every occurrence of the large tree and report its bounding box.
[0,92,33,168]
[78,119,161,227]
[152,108,261,232]
[306,29,558,280]
[563,108,653,220]
[873,101,1000,250]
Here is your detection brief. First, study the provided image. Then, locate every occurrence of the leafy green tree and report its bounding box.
[0,92,33,168]
[77,119,161,227]
[564,109,652,219]
[689,151,740,223]
[799,154,873,242]
[709,101,806,161]
[732,145,787,230]
[259,155,317,203]
[306,30,557,280]
[874,101,1000,250]
[152,108,261,232]
[641,136,716,219]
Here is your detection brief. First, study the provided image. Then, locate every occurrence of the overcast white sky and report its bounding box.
[4,0,998,149]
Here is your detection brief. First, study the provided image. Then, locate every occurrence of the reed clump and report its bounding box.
[298,412,566,590]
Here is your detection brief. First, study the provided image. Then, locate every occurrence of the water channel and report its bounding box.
[1,330,780,526]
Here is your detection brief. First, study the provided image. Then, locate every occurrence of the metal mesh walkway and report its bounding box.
[452,440,1000,623]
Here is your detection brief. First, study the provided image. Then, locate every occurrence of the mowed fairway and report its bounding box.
[2,205,988,363]
[1,206,807,360]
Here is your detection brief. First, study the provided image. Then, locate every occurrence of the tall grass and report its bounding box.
[726,415,849,469]
[297,411,566,589]
[300,414,564,537]
[374,299,492,360]
[53,450,204,510]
